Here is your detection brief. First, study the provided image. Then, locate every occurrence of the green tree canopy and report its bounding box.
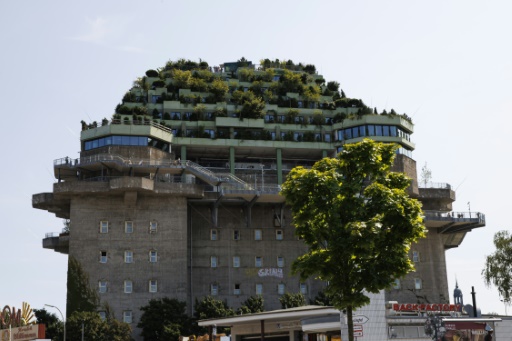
[66,256,99,317]
[194,296,234,334]
[34,308,63,341]
[279,293,306,309]
[482,230,512,302]
[280,139,425,341]
[237,295,264,315]
[66,311,131,341]
[138,298,195,341]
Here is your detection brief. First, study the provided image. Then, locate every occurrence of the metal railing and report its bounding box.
[418,182,452,189]
[423,210,485,222]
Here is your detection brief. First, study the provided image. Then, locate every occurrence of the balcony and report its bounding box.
[423,210,486,249]
[43,232,69,254]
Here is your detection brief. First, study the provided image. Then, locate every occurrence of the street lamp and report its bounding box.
[45,304,66,341]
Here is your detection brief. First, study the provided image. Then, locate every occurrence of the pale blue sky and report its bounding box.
[1,0,511,317]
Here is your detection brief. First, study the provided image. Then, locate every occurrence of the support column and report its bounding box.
[322,149,328,158]
[181,145,187,161]
[229,147,235,175]
[276,148,283,185]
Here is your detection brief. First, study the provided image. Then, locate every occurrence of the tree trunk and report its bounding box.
[347,305,354,341]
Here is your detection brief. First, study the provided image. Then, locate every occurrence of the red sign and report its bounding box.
[354,331,363,337]
[445,322,485,331]
[392,303,461,312]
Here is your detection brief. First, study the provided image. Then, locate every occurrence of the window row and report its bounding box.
[210,255,285,268]
[99,221,158,234]
[84,135,170,152]
[392,278,422,290]
[335,124,411,142]
[98,279,158,294]
[210,283,308,296]
[100,250,158,263]
[210,229,283,241]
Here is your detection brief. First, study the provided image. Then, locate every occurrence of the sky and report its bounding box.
[1,0,511,318]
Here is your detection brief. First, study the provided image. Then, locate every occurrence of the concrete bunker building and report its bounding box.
[32,59,485,338]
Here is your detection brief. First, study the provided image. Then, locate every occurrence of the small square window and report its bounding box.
[124,280,133,293]
[234,284,241,295]
[277,256,284,268]
[100,221,108,234]
[125,221,133,233]
[412,251,420,262]
[278,283,285,295]
[99,281,107,293]
[123,311,132,324]
[300,283,308,295]
[392,279,401,290]
[211,256,218,268]
[100,251,107,263]
[149,221,158,233]
[276,230,283,240]
[254,229,262,241]
[414,278,422,290]
[233,230,240,240]
[256,284,263,295]
[149,250,157,263]
[149,280,158,293]
[125,251,133,263]
[255,256,263,268]
[233,256,240,268]
[211,283,218,296]
[211,229,218,241]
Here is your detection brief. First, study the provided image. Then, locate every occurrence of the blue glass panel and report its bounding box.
[345,129,352,139]
[368,125,375,136]
[390,126,397,136]
[92,139,98,149]
[383,126,390,136]
[129,136,138,146]
[375,126,383,136]
[85,141,92,150]
[98,138,105,147]
[359,126,366,136]
[113,136,123,145]
[105,136,112,145]
[352,127,359,138]
[121,136,130,145]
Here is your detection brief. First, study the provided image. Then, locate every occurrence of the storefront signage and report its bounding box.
[392,303,461,312]
[1,324,43,341]
[0,306,22,329]
[258,268,283,278]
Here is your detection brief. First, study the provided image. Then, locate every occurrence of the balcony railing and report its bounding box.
[423,210,485,223]
[418,182,452,189]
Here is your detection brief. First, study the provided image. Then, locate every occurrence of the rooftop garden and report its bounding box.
[82,58,412,132]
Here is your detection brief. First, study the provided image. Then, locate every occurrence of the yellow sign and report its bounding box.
[0,303,34,330]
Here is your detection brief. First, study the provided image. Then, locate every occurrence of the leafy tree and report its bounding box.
[281,139,426,341]
[312,290,332,306]
[172,69,192,89]
[194,296,234,334]
[237,296,264,314]
[66,311,131,341]
[34,308,63,341]
[138,298,194,341]
[483,231,512,302]
[279,293,306,309]
[209,78,229,102]
[66,256,99,317]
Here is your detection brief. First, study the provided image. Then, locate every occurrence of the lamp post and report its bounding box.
[45,304,66,341]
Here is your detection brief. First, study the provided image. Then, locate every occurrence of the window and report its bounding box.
[233,230,240,240]
[100,221,108,234]
[414,278,422,290]
[255,256,263,267]
[149,280,158,293]
[211,283,218,296]
[275,229,283,240]
[99,281,107,293]
[125,251,133,263]
[124,280,133,293]
[277,256,284,268]
[300,283,308,295]
[392,279,401,290]
[123,311,132,324]
[211,256,218,268]
[233,256,240,268]
[256,284,263,295]
[254,229,262,241]
[234,284,241,295]
[125,221,133,233]
[278,283,285,295]
[210,229,218,241]
[149,250,158,263]
[100,251,107,263]
[98,311,107,320]
[149,221,157,233]
[412,251,420,262]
